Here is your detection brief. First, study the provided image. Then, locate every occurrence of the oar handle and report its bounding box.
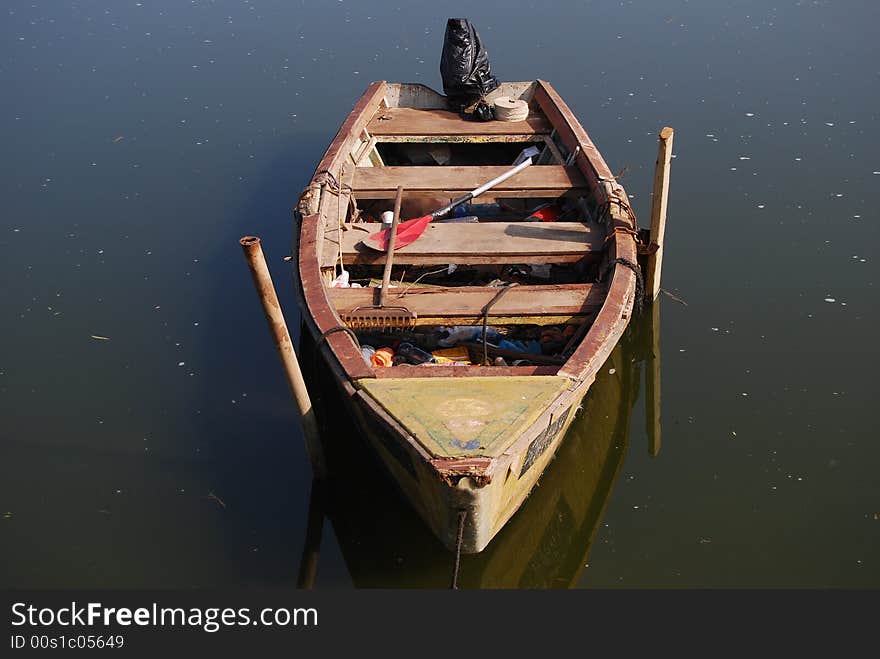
[431,157,533,219]
[431,193,473,219]
[379,186,403,306]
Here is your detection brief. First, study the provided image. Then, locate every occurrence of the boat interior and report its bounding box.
[314,82,626,376]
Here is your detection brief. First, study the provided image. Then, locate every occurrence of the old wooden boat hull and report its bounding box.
[295,80,640,553]
[301,333,640,587]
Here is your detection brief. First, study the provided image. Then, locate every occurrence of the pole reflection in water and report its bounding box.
[297,304,663,588]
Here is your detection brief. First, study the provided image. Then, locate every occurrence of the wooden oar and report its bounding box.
[362,157,534,251]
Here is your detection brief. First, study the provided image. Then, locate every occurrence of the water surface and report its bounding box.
[2,0,878,588]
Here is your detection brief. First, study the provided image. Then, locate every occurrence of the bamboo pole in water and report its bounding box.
[646,126,674,301]
[646,300,662,457]
[239,235,326,480]
[296,480,325,589]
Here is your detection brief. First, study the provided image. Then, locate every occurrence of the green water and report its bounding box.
[1,0,878,588]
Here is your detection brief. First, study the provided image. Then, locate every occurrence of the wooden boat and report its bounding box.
[294,80,642,554]
[300,335,642,588]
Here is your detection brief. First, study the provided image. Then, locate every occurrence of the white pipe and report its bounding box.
[470,157,532,198]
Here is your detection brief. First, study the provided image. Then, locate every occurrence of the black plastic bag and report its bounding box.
[440,18,500,114]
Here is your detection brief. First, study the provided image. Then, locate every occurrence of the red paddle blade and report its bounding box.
[362,214,433,251]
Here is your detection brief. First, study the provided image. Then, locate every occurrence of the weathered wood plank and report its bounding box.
[323,221,604,267]
[370,365,560,378]
[329,283,604,324]
[368,107,551,136]
[375,134,547,144]
[351,165,588,199]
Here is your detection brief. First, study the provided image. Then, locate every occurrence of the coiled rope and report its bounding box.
[492,96,529,122]
[450,509,467,589]
[599,257,645,316]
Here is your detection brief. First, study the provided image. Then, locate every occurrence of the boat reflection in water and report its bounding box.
[299,303,662,588]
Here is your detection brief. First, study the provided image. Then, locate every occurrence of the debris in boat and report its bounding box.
[397,342,435,365]
[361,345,376,364]
[530,264,551,279]
[432,346,471,365]
[330,269,362,288]
[371,347,394,367]
[440,18,499,115]
[452,202,508,218]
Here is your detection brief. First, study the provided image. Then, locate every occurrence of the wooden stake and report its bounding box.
[240,235,326,480]
[296,480,325,589]
[646,126,674,301]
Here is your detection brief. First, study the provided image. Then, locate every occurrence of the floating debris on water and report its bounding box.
[206,491,226,509]
[90,335,111,341]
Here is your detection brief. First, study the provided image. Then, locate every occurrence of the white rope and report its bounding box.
[492,96,529,122]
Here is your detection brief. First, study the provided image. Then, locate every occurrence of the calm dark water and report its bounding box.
[2,0,878,589]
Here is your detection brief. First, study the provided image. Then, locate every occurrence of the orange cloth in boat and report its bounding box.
[371,347,394,368]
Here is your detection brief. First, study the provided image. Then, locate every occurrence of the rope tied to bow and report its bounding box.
[450,509,467,589]
[598,257,645,317]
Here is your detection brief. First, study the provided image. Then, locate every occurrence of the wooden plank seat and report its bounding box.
[329,283,605,326]
[351,165,588,199]
[321,221,605,267]
[368,107,551,137]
